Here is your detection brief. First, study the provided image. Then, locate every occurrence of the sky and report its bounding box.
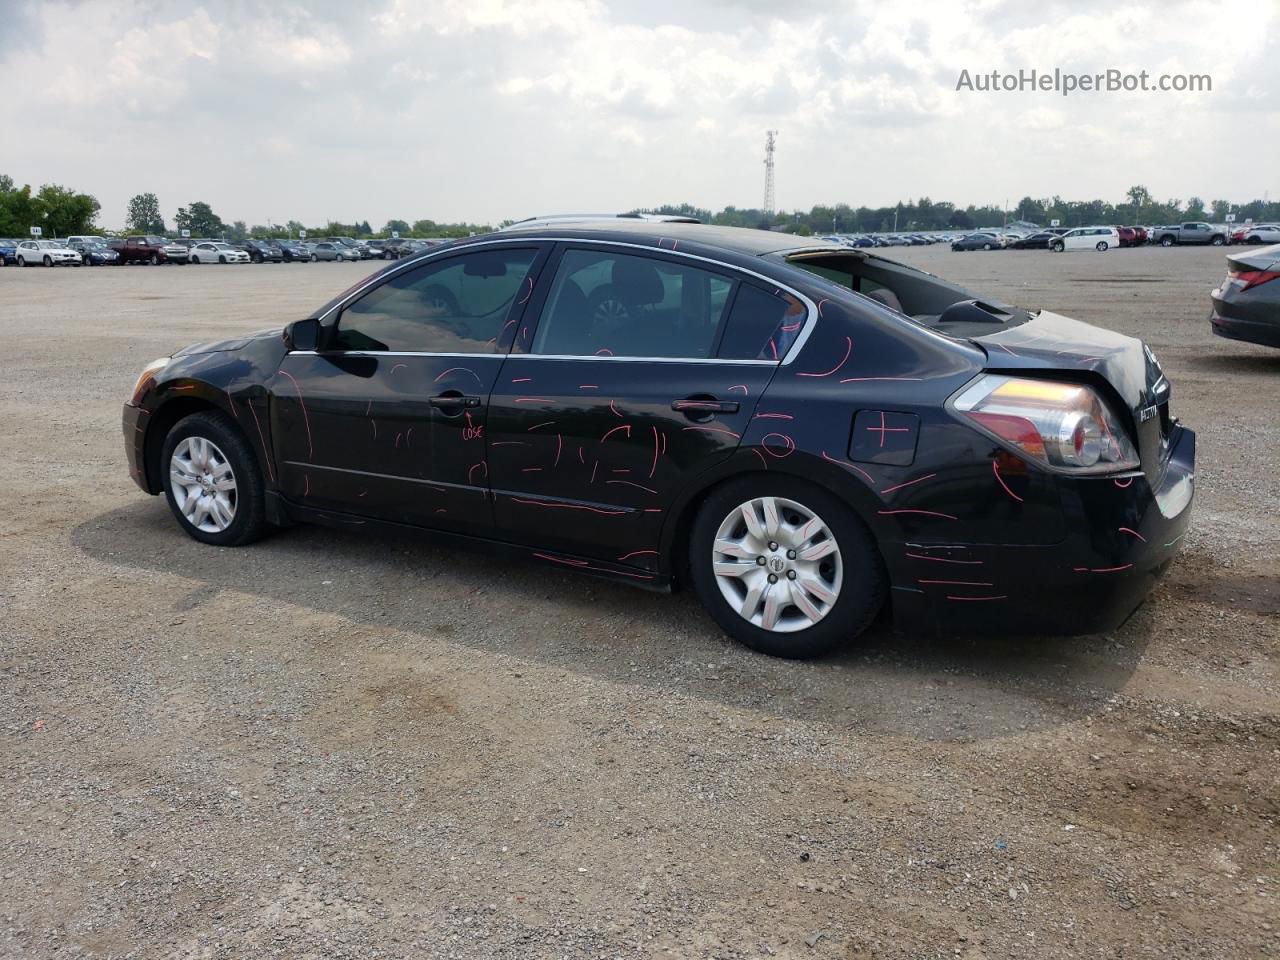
[1,0,1276,229]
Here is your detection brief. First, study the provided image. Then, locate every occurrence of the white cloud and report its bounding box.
[0,0,1275,228]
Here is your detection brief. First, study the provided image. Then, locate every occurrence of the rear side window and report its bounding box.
[717,284,806,361]
[334,248,537,353]
[531,249,733,358]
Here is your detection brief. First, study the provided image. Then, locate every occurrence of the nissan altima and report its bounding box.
[122,222,1194,658]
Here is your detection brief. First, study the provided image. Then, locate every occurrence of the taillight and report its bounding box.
[1227,268,1280,290]
[951,375,1139,474]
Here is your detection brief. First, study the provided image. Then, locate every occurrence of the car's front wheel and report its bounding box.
[689,476,885,659]
[43,255,53,267]
[1051,241,1064,252]
[1211,235,1225,246]
[161,411,270,547]
[218,255,227,264]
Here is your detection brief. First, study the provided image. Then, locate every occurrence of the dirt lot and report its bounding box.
[1,245,1277,959]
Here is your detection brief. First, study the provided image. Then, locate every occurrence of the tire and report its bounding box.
[1051,242,1064,252]
[190,255,199,264]
[252,254,262,264]
[218,255,227,264]
[688,475,885,659]
[43,255,53,267]
[982,243,992,250]
[1160,236,1174,247]
[17,256,25,267]
[311,253,318,262]
[1096,241,1108,251]
[161,410,270,547]
[1211,235,1224,246]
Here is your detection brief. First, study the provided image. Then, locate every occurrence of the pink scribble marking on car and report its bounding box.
[554,433,563,467]
[820,450,874,484]
[511,377,532,383]
[390,363,408,375]
[749,448,770,470]
[727,384,749,395]
[880,473,936,496]
[618,549,659,561]
[492,440,528,447]
[527,421,555,431]
[246,402,275,483]
[607,479,658,494]
[1078,564,1134,573]
[579,384,598,390]
[906,551,983,565]
[649,425,660,478]
[946,595,1008,601]
[602,424,632,442]
[753,413,794,420]
[533,552,590,567]
[867,411,909,448]
[433,366,484,384]
[762,433,795,457]
[919,579,994,586]
[468,461,488,483]
[276,369,313,459]
[609,399,623,418]
[595,348,613,356]
[796,335,851,378]
[838,376,924,384]
[1119,527,1146,542]
[522,467,543,473]
[992,459,1024,502]
[512,497,626,515]
[515,397,554,403]
[1113,477,1135,489]
[878,509,958,520]
[516,275,534,305]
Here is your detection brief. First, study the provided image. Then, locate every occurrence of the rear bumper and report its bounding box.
[889,425,1196,636]
[1210,289,1280,347]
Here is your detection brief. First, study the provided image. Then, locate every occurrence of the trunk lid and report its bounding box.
[971,310,1173,484]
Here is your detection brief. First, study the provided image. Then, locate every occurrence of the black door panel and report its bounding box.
[487,358,775,565]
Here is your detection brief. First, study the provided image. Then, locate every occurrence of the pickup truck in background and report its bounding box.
[107,235,190,264]
[1150,222,1227,247]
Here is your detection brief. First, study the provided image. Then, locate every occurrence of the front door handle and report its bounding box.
[672,398,739,414]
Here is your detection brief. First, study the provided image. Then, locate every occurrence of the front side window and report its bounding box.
[333,247,537,354]
[532,249,733,358]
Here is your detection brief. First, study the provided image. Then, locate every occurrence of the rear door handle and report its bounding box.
[430,394,481,409]
[672,398,739,414]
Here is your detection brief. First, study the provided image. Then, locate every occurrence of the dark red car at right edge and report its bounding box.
[122,222,1195,658]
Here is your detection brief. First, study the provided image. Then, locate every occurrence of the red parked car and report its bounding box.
[1116,226,1147,247]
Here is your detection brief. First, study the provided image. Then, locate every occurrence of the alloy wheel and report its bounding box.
[711,496,843,633]
[169,436,238,533]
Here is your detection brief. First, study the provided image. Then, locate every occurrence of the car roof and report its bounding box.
[493,219,840,257]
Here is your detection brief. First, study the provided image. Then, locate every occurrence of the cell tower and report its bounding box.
[762,130,777,213]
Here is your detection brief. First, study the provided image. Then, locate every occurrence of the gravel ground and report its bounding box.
[1,246,1277,960]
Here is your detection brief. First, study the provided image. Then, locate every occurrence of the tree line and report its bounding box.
[4,174,1279,241]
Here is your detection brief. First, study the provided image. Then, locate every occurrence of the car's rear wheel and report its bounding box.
[161,411,270,547]
[689,476,885,659]
[1161,236,1174,247]
[311,253,318,262]
[1096,241,1108,251]
[982,243,992,250]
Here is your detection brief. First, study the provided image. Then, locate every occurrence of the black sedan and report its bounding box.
[121,222,1194,658]
[69,239,120,265]
[277,241,310,262]
[242,239,284,264]
[1011,232,1057,250]
[1210,244,1280,348]
[951,233,1000,251]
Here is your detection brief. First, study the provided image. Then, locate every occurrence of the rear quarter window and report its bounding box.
[717,284,806,361]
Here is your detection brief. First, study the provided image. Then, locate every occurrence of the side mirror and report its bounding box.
[285,318,320,352]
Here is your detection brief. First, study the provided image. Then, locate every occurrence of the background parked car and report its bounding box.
[951,232,1000,251]
[241,238,284,263]
[69,237,120,265]
[16,239,82,267]
[1050,226,1119,252]
[1116,226,1148,247]
[0,238,18,265]
[109,235,190,264]
[276,240,311,262]
[306,241,350,262]
[1233,224,1280,245]
[188,241,250,264]
[1011,231,1058,250]
[1150,222,1226,246]
[1210,243,1280,348]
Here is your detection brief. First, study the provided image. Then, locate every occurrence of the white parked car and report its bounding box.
[15,240,83,267]
[1050,226,1119,252]
[188,241,250,264]
[1240,224,1280,245]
